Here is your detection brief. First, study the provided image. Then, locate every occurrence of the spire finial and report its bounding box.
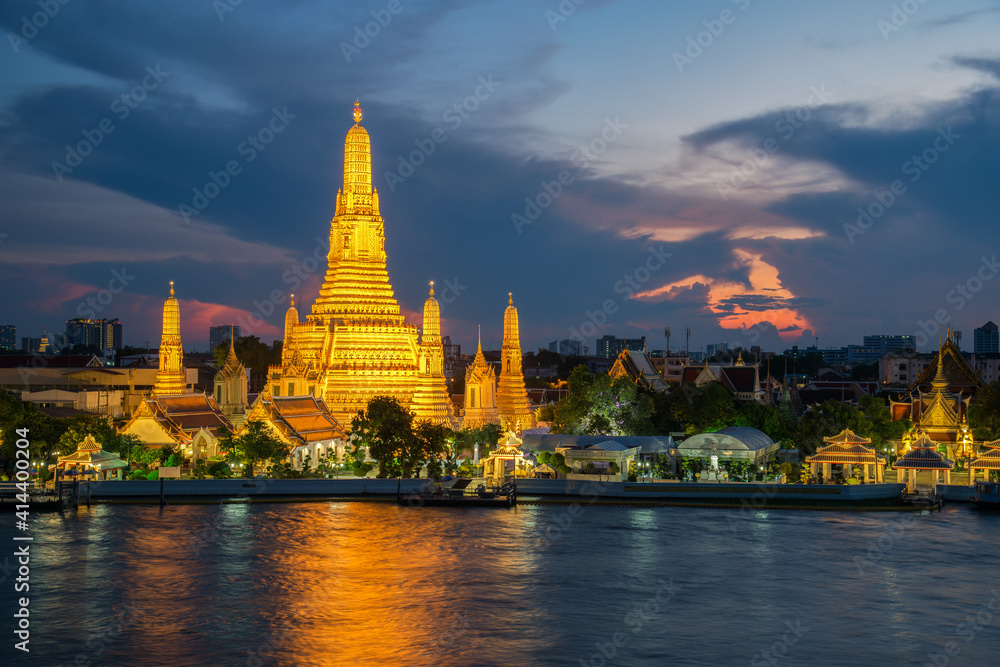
[290,293,295,308]
[508,291,513,306]
[169,280,174,296]
[478,325,482,352]
[353,99,362,124]
[429,280,435,297]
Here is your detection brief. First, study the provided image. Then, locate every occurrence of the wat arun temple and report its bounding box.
[266,101,534,431]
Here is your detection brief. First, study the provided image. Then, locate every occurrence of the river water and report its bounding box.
[2,501,999,666]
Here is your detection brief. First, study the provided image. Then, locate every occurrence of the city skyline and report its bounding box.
[2,1,999,353]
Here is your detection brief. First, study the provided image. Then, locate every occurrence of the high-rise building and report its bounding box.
[548,339,588,356]
[21,337,40,354]
[209,325,241,351]
[596,335,645,359]
[274,101,452,426]
[863,335,915,354]
[0,325,14,350]
[975,322,999,355]
[66,318,122,352]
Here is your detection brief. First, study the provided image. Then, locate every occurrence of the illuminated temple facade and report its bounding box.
[154,281,187,396]
[271,102,454,427]
[890,333,982,460]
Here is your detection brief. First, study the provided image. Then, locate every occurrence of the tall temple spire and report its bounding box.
[154,281,187,395]
[497,293,535,433]
[278,102,452,426]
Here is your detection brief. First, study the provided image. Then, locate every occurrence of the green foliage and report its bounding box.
[550,366,654,436]
[970,381,1000,440]
[794,399,873,457]
[223,420,290,477]
[661,382,739,435]
[406,421,451,479]
[733,400,790,443]
[146,470,159,481]
[351,396,414,478]
[536,451,551,465]
[535,404,555,422]
[207,461,233,479]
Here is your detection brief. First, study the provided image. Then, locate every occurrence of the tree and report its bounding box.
[550,366,654,436]
[405,421,451,478]
[351,396,414,478]
[734,400,790,443]
[662,382,738,435]
[794,399,873,456]
[970,381,1000,440]
[224,420,289,477]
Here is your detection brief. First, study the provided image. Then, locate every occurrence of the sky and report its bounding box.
[1,0,999,355]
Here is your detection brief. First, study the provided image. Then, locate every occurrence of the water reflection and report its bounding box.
[3,503,1000,666]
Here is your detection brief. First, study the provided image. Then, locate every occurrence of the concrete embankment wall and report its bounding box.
[939,484,977,503]
[73,478,914,505]
[79,478,430,501]
[515,479,907,502]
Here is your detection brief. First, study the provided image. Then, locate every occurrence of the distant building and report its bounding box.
[863,334,915,353]
[209,325,241,352]
[549,339,588,356]
[596,335,645,359]
[975,322,999,355]
[705,341,729,357]
[442,335,463,381]
[0,325,14,351]
[21,337,41,354]
[65,318,122,353]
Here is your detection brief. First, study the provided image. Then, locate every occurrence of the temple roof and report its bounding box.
[54,435,127,470]
[893,435,954,470]
[609,349,669,393]
[970,448,1000,470]
[909,337,981,391]
[123,393,233,445]
[807,430,884,465]
[822,428,871,445]
[245,394,346,445]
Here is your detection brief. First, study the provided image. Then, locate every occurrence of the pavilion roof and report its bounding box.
[892,443,954,470]
[806,441,885,465]
[55,435,127,469]
[822,428,872,445]
[969,448,1000,470]
[981,438,1000,451]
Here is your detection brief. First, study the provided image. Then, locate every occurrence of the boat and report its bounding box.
[974,481,1000,508]
[397,478,516,508]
